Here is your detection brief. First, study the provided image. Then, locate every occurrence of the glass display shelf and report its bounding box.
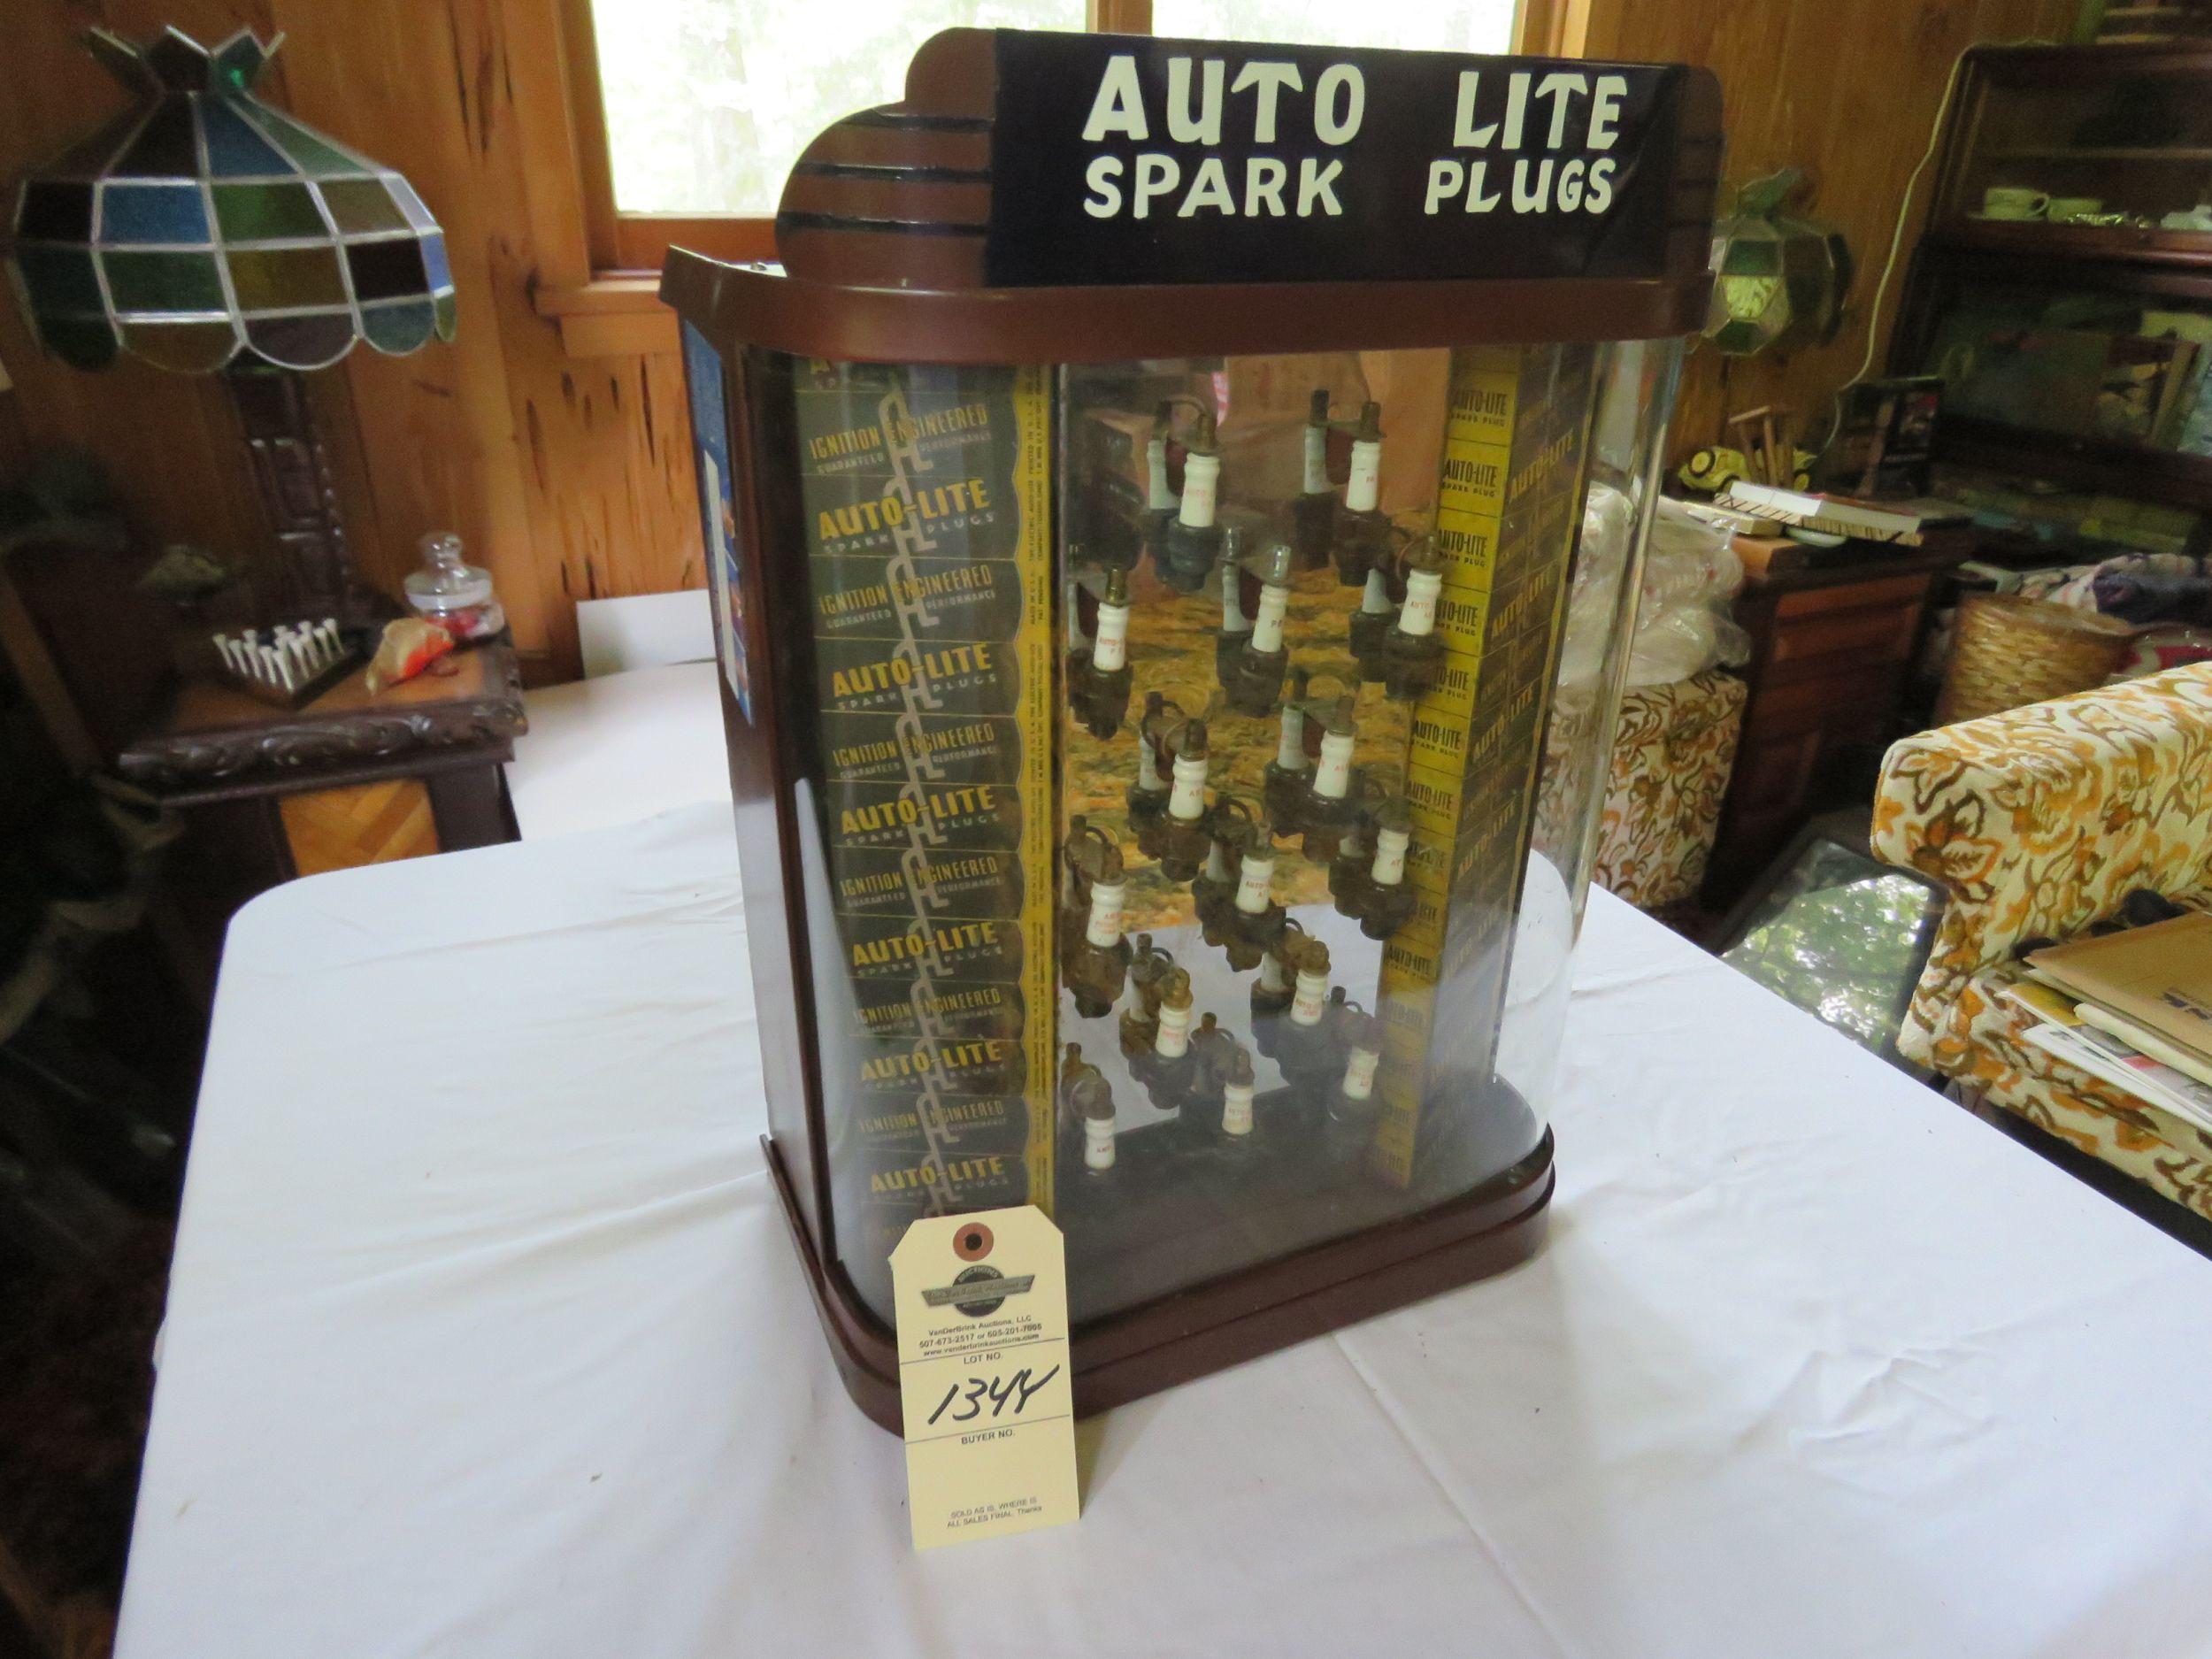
[1932,43,2212,252]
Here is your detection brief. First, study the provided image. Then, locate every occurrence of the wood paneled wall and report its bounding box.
[3,0,2078,684]
[1582,0,2081,460]
[1,0,703,684]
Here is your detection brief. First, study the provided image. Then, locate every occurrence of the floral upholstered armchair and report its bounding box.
[1590,670,1747,912]
[1870,663,2212,1217]
[1533,670,1747,915]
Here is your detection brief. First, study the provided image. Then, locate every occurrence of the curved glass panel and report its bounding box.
[736,339,1678,1325]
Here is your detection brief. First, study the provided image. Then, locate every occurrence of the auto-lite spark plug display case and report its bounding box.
[666,27,1719,1429]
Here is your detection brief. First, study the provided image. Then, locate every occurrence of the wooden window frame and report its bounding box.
[555,0,1154,283]
[534,0,1550,349]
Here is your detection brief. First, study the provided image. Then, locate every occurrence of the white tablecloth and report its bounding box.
[117,804,2212,1659]
[505,661,732,840]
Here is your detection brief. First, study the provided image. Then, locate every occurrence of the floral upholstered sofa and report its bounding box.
[1870,663,2212,1218]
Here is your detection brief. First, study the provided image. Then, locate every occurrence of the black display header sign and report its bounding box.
[985,34,1701,288]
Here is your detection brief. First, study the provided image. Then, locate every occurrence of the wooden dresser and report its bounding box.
[1701,536,1975,908]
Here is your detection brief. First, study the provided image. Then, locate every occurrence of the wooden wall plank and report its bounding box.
[267,0,702,681]
[267,0,552,661]
[460,0,703,671]
[555,311,680,358]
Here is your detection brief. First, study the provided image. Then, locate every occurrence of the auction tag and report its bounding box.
[889,1205,1079,1550]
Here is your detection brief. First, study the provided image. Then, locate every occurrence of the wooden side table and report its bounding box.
[114,641,526,990]
[1701,534,1975,910]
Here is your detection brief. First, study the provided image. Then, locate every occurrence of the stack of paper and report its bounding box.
[1717,481,1925,546]
[2008,914,2212,1131]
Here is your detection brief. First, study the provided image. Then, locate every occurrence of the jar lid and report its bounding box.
[406,533,493,609]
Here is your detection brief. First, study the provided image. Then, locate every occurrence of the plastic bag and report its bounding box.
[1555,480,1639,690]
[1626,499,1750,687]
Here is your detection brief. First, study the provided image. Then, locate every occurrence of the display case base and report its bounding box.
[764,1128,1555,1432]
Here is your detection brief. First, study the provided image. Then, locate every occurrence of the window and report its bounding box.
[567,0,1521,273]
[1151,1,1517,54]
[590,1,1084,218]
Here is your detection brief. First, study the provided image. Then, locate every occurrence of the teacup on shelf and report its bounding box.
[1982,185,2049,220]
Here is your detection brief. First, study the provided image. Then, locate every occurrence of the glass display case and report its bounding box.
[1901,43,2212,507]
[666,27,1719,1426]
[1932,42,2212,246]
[1912,274,2212,458]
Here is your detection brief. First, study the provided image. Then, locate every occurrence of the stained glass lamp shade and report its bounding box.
[1701,169,1851,359]
[6,27,456,375]
[4,27,458,623]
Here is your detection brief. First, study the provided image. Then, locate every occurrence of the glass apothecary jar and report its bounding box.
[666,27,1717,1426]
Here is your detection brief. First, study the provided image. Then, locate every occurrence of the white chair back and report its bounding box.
[575,591,714,679]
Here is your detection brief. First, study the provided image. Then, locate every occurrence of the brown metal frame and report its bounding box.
[688,342,836,1246]
[665,258,1713,366]
[770,1133,1555,1432]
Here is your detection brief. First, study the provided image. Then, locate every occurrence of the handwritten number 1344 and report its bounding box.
[926,1364,1062,1426]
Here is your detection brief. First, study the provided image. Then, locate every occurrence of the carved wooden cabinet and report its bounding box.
[113,642,526,990]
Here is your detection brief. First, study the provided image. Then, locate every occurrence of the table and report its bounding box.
[116,804,2212,1659]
